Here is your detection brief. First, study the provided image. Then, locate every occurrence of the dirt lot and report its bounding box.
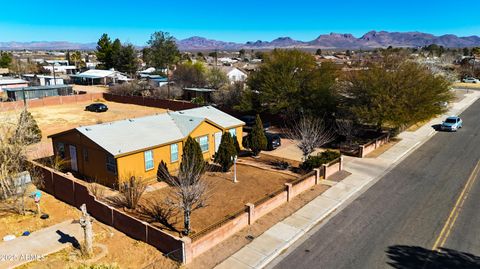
[1,101,166,158]
[141,163,296,235]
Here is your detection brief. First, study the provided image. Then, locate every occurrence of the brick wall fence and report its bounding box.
[102,93,199,111]
[31,161,187,263]
[0,93,104,111]
[31,156,342,264]
[358,133,390,158]
[187,157,343,261]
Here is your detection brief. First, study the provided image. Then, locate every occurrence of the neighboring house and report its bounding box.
[0,77,29,93]
[218,66,248,84]
[48,106,245,187]
[43,65,78,75]
[6,85,73,101]
[22,74,64,86]
[70,69,131,85]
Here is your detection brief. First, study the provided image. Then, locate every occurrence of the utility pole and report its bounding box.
[51,62,57,85]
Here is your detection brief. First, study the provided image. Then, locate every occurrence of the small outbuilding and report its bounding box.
[6,85,73,101]
[70,69,131,85]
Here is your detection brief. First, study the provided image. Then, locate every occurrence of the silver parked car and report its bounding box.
[462,77,480,83]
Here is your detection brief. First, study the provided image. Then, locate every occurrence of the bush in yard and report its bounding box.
[180,136,205,176]
[118,176,146,210]
[214,132,237,172]
[301,150,341,171]
[13,109,42,145]
[245,115,267,156]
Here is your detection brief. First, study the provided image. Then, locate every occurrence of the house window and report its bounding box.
[56,142,65,159]
[197,136,209,152]
[83,148,89,162]
[229,128,236,137]
[170,144,178,163]
[144,150,154,171]
[106,155,117,174]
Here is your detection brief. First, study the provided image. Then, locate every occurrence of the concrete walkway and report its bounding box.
[0,219,83,269]
[215,90,480,269]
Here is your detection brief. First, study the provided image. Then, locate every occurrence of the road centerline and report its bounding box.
[431,159,480,251]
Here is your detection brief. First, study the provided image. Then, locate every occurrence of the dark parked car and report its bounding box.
[265,132,281,150]
[85,103,108,112]
[240,115,271,131]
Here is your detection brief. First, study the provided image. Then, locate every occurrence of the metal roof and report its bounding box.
[175,106,244,129]
[183,88,216,93]
[73,106,244,157]
[77,113,185,156]
[5,85,72,92]
[0,78,28,85]
[70,69,125,79]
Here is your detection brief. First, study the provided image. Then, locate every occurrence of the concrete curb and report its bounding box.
[215,90,480,269]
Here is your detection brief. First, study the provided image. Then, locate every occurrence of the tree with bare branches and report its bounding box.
[117,176,146,210]
[0,108,43,215]
[158,153,208,235]
[335,118,358,148]
[285,116,335,161]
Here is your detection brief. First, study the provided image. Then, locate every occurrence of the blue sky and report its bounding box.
[1,0,479,44]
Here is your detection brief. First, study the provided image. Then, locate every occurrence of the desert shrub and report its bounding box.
[118,176,146,210]
[301,150,341,171]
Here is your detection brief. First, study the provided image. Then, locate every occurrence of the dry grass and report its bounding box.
[0,188,79,238]
[452,82,480,89]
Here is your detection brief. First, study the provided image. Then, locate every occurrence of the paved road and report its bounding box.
[271,100,480,269]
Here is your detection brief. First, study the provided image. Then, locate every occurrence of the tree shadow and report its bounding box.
[56,230,80,249]
[386,245,480,269]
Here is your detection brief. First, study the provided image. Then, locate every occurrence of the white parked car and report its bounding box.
[462,77,480,83]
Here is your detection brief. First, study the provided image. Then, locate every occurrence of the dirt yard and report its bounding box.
[1,101,166,158]
[1,188,179,269]
[0,187,79,238]
[140,164,296,235]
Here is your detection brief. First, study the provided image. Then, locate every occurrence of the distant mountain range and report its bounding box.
[1,31,480,51]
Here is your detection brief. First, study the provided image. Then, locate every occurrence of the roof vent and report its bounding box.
[179,111,185,114]
[128,119,134,122]
[85,128,92,131]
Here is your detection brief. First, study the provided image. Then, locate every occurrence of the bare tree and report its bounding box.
[0,108,43,215]
[335,119,357,148]
[79,204,94,257]
[158,157,208,235]
[117,176,146,210]
[285,115,335,161]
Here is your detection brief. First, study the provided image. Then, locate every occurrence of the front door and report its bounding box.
[69,145,78,172]
[214,132,222,153]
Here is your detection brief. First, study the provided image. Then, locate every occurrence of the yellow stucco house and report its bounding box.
[49,106,245,187]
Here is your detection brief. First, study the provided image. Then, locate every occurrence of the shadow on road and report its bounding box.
[431,124,442,131]
[386,245,480,269]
